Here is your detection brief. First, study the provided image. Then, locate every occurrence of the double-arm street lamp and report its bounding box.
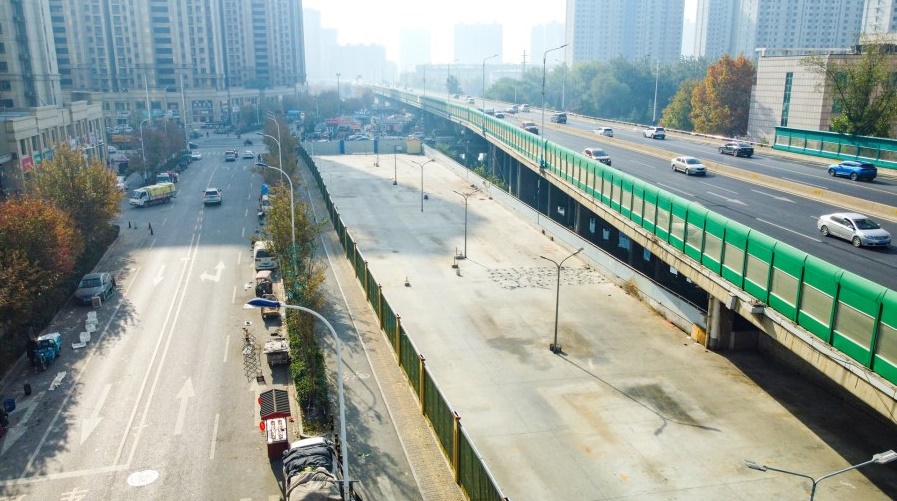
[138,117,150,182]
[540,247,583,354]
[411,158,435,212]
[453,188,479,259]
[744,450,897,501]
[540,43,568,169]
[245,298,350,499]
[336,72,342,116]
[254,161,296,273]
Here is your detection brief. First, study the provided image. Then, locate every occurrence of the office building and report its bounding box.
[566,0,685,64]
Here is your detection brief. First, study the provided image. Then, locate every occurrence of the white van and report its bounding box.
[253,240,279,271]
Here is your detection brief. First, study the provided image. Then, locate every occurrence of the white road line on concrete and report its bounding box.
[706,191,747,206]
[751,189,796,203]
[223,335,230,363]
[656,182,695,197]
[1,464,129,487]
[209,413,220,460]
[755,218,822,241]
[701,182,738,194]
[231,285,237,305]
[113,232,199,466]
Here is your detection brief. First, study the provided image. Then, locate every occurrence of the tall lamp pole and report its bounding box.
[255,161,296,274]
[264,113,282,175]
[481,53,499,112]
[336,72,341,116]
[245,298,350,500]
[744,450,897,501]
[411,158,435,212]
[540,43,568,169]
[453,188,479,259]
[138,118,150,182]
[652,59,660,124]
[447,58,459,100]
[540,247,583,354]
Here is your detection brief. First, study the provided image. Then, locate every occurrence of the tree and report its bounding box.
[0,197,82,331]
[801,39,897,137]
[30,143,123,245]
[690,54,754,136]
[662,79,699,130]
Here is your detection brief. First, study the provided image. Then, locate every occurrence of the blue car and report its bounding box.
[827,161,877,181]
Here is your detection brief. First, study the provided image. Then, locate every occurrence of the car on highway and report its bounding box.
[519,104,531,112]
[225,149,237,161]
[190,152,203,161]
[644,126,666,139]
[188,141,199,149]
[550,112,567,124]
[466,97,476,104]
[202,187,222,205]
[242,150,255,158]
[494,111,505,119]
[595,127,614,137]
[75,272,116,304]
[519,121,539,135]
[483,107,495,116]
[718,141,754,157]
[582,147,612,166]
[817,212,891,248]
[827,160,877,181]
[504,105,518,114]
[671,156,707,176]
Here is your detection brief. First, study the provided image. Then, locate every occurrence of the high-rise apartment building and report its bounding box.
[565,0,685,65]
[454,24,503,64]
[863,0,897,34]
[695,0,867,60]
[0,0,62,108]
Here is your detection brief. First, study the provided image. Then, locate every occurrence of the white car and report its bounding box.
[582,147,611,166]
[817,213,891,248]
[242,150,255,159]
[595,127,614,137]
[671,156,707,176]
[116,176,127,192]
[644,126,666,139]
[202,187,222,205]
[190,152,203,161]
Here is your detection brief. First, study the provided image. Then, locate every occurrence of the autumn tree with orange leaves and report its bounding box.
[690,54,755,137]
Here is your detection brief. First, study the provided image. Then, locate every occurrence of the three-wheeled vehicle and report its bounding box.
[263,336,290,366]
[32,332,62,372]
[255,270,273,297]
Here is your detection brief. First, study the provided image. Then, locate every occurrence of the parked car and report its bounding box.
[519,121,539,135]
[644,126,666,139]
[719,141,754,157]
[827,160,877,181]
[595,127,614,137]
[582,147,612,166]
[817,212,891,248]
[190,152,203,161]
[75,272,116,304]
[188,141,199,149]
[116,176,127,192]
[202,187,222,205]
[671,156,707,176]
[549,112,567,124]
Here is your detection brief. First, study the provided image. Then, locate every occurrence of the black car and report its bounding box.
[188,141,199,149]
[550,112,567,124]
[718,141,754,157]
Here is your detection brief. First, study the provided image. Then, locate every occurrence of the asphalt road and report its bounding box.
[474,100,897,289]
[0,135,423,500]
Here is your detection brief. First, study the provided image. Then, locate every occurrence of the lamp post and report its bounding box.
[447,58,459,100]
[481,53,499,113]
[744,450,897,500]
[138,118,150,182]
[652,58,660,124]
[393,145,400,185]
[254,161,295,273]
[257,132,285,185]
[263,113,283,176]
[452,188,478,259]
[245,298,350,499]
[336,73,341,116]
[411,157,435,212]
[540,247,583,354]
[540,43,568,169]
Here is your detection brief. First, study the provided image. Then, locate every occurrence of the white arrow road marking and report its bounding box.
[152,265,166,286]
[173,378,195,436]
[80,384,111,444]
[1,393,45,454]
[706,191,747,206]
[199,261,225,282]
[750,189,796,203]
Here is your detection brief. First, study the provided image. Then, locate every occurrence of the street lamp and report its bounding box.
[652,58,660,124]
[743,451,897,501]
[411,157,435,212]
[245,298,350,499]
[254,162,295,273]
[541,43,568,169]
[481,53,499,113]
[257,133,285,185]
[336,73,341,116]
[138,118,150,182]
[263,114,283,177]
[447,58,459,100]
[452,188,478,259]
[540,247,583,354]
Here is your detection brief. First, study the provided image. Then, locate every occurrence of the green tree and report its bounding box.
[662,79,699,130]
[801,39,897,137]
[0,197,82,332]
[30,143,123,245]
[690,54,754,136]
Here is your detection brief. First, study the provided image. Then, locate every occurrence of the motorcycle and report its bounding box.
[244,139,253,146]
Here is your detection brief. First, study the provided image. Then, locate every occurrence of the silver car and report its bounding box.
[817,212,891,248]
[671,156,707,176]
[75,272,116,304]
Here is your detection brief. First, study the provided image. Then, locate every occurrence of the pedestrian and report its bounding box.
[257,153,262,162]
[206,131,209,138]
[26,338,37,368]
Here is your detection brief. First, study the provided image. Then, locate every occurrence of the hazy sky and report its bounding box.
[304,0,699,65]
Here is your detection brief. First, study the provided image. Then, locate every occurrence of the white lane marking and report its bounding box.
[0,464,129,487]
[80,384,112,445]
[755,218,822,241]
[750,189,796,203]
[223,335,230,363]
[1,392,44,455]
[152,264,166,286]
[209,413,220,460]
[173,378,195,436]
[706,191,747,206]
[656,182,695,197]
[701,182,738,194]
